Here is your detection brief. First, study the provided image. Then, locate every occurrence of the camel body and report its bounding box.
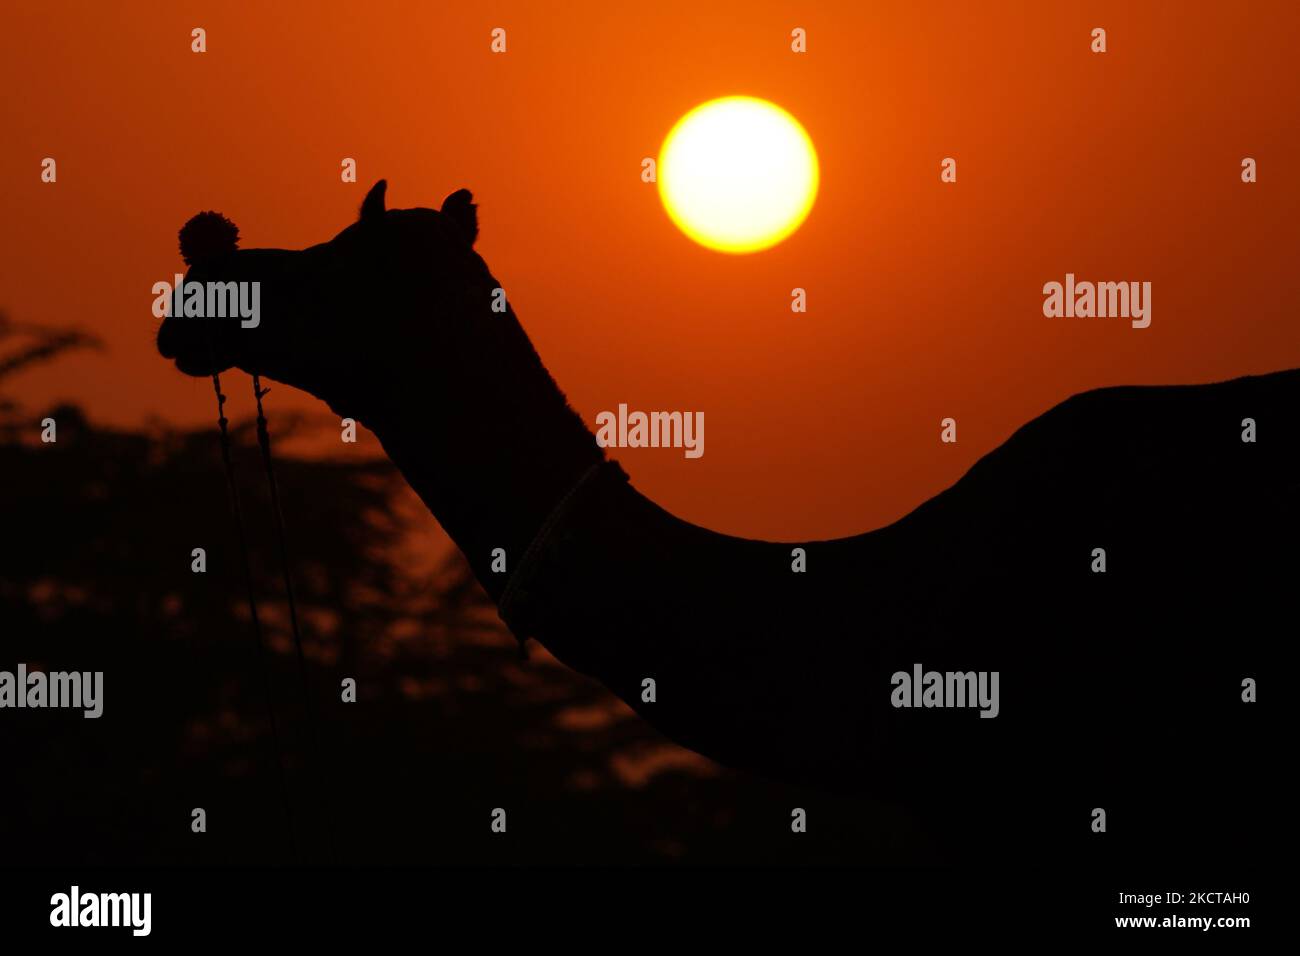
[504,374,1288,848]
[158,182,1288,861]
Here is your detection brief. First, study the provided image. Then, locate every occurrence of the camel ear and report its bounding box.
[360,180,387,222]
[441,188,478,245]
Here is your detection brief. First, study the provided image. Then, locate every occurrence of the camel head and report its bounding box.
[156,180,491,415]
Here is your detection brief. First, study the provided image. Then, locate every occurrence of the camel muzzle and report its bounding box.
[156,249,301,377]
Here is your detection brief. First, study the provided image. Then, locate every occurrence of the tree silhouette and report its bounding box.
[0,315,921,865]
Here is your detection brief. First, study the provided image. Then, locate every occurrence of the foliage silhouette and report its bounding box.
[1,317,920,865]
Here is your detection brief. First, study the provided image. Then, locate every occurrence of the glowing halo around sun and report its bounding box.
[658,96,819,254]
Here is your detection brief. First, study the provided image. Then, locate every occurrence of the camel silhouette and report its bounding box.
[158,181,1288,859]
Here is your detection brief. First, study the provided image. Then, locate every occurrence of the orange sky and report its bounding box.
[3,1,1297,540]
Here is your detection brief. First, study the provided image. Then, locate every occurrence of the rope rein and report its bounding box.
[249,374,334,859]
[209,369,297,857]
[182,214,321,859]
[250,375,323,755]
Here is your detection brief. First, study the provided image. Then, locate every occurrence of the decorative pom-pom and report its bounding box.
[179,211,240,266]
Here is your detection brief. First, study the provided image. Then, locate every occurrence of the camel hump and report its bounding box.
[441,188,478,245]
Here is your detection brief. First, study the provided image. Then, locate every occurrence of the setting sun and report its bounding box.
[658,96,819,254]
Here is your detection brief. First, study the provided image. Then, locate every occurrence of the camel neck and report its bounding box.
[356,354,606,605]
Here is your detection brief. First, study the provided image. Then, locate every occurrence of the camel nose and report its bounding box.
[156,303,235,376]
[155,262,241,374]
[156,248,298,376]
[156,268,202,360]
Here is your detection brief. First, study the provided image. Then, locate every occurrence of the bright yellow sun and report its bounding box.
[658,96,819,254]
